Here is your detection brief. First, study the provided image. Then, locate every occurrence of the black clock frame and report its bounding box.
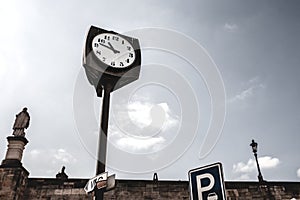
[83,25,141,95]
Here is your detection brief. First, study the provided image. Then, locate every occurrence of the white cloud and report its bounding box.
[127,101,179,131]
[53,149,77,164]
[27,149,77,166]
[109,100,180,153]
[229,77,265,103]
[25,148,77,177]
[29,149,41,158]
[109,124,168,154]
[248,76,260,84]
[159,103,179,131]
[127,101,152,128]
[297,168,300,178]
[259,156,280,169]
[229,86,255,102]
[116,136,165,152]
[233,156,280,179]
[224,23,238,32]
[233,159,256,173]
[237,174,250,180]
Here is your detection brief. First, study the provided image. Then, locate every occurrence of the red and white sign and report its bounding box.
[84,172,108,193]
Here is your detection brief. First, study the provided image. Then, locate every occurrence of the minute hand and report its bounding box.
[99,43,120,54]
[108,42,120,54]
[99,43,113,51]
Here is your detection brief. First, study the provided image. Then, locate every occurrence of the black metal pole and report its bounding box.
[95,85,111,200]
[254,152,264,183]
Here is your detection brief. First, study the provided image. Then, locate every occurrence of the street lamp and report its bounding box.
[250,139,264,183]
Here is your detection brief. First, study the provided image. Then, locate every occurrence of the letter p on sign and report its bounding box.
[196,173,215,200]
[188,163,226,200]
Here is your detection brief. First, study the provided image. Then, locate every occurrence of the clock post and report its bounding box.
[82,26,141,200]
[94,83,111,199]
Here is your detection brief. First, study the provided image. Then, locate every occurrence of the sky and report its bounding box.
[0,0,300,182]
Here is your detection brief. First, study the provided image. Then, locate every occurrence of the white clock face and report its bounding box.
[92,33,136,68]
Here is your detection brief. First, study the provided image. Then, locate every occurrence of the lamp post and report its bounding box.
[250,139,264,183]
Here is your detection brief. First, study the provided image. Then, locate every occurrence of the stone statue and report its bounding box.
[56,166,68,180]
[12,107,30,137]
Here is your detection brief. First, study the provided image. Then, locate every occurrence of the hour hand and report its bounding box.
[108,42,120,54]
[99,42,120,54]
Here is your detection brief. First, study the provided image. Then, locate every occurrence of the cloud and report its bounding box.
[109,100,180,153]
[29,149,40,158]
[116,136,165,152]
[25,148,77,176]
[29,148,77,164]
[248,76,260,84]
[297,168,300,178]
[229,77,265,103]
[259,156,280,169]
[127,101,152,128]
[233,156,280,179]
[53,149,77,164]
[127,101,179,131]
[109,124,168,154]
[229,86,256,102]
[233,159,256,173]
[224,23,238,32]
[236,174,250,180]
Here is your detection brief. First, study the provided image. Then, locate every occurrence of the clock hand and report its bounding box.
[99,43,111,50]
[99,43,120,54]
[108,42,120,54]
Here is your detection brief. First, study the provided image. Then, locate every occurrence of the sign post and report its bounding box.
[189,163,226,200]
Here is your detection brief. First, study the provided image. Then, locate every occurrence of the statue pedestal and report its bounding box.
[1,136,28,168]
[0,136,29,199]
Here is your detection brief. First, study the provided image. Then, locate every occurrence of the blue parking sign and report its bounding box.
[188,163,226,200]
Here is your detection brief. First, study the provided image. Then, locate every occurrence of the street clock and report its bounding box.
[82,26,142,199]
[83,26,141,96]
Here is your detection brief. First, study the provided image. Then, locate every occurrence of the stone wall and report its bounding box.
[225,181,300,200]
[24,178,92,200]
[21,178,300,200]
[105,180,189,199]
[0,167,29,200]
